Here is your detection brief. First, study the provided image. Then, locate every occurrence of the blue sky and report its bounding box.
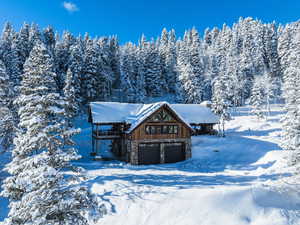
[1,0,300,43]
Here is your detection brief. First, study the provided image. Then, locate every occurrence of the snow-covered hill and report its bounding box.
[1,105,300,224]
[80,104,300,225]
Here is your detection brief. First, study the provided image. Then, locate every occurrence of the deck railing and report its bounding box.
[93,130,122,137]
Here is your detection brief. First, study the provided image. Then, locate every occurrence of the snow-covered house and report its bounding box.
[88,102,219,165]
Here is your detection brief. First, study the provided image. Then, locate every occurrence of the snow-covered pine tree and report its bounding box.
[96,37,114,101]
[280,49,300,158]
[189,28,205,101]
[54,31,76,90]
[249,76,265,119]
[135,38,147,102]
[11,23,30,77]
[64,68,79,118]
[176,28,206,103]
[0,22,21,87]
[68,41,84,107]
[211,76,231,137]
[1,41,105,225]
[108,36,121,89]
[175,40,188,103]
[42,26,56,53]
[0,60,14,152]
[165,29,177,93]
[278,25,292,74]
[119,44,136,102]
[158,28,170,93]
[144,40,164,97]
[263,23,281,79]
[81,38,99,103]
[28,23,42,52]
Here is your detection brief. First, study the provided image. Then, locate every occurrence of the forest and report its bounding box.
[1,17,300,224]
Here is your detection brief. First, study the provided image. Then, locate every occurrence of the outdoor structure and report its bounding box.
[88,102,219,165]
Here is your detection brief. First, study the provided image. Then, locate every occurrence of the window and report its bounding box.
[145,125,179,135]
[149,109,174,122]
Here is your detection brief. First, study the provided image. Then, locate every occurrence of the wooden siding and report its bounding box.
[131,107,191,140]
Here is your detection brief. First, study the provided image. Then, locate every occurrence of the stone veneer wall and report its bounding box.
[128,138,192,165]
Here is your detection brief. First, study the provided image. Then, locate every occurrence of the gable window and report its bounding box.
[149,109,174,122]
[145,125,179,135]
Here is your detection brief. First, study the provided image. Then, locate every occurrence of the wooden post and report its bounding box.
[92,124,95,153]
[92,137,94,153]
[96,139,99,155]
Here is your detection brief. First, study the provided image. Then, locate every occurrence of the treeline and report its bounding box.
[0,17,287,106]
[1,16,299,151]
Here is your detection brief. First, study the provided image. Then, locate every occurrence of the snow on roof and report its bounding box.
[171,104,219,124]
[200,100,212,106]
[89,102,219,132]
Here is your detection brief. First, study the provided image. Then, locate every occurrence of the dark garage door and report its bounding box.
[138,143,161,165]
[164,143,185,163]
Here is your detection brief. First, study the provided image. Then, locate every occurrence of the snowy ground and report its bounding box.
[1,105,300,224]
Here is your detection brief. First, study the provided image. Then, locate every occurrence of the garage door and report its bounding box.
[164,143,185,163]
[138,143,161,165]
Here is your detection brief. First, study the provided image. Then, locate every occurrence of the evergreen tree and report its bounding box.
[144,41,163,97]
[54,31,75,90]
[165,29,177,93]
[1,22,21,87]
[0,60,14,152]
[1,41,105,225]
[280,51,300,156]
[64,68,79,118]
[68,42,84,106]
[28,23,41,52]
[42,26,56,53]
[81,39,99,102]
[135,39,147,102]
[97,37,114,101]
[108,36,120,88]
[250,77,265,119]
[119,44,136,102]
[158,28,170,93]
[211,76,231,137]
[11,23,30,76]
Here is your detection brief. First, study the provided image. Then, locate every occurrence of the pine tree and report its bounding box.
[250,77,265,119]
[42,26,56,53]
[54,31,76,90]
[158,28,170,93]
[1,41,105,225]
[0,60,14,152]
[11,23,30,76]
[119,44,136,102]
[97,37,114,101]
[108,36,120,89]
[68,41,84,107]
[280,50,300,155]
[81,38,99,102]
[28,23,41,52]
[211,76,231,137]
[64,68,79,118]
[165,29,177,93]
[1,22,21,87]
[135,39,147,102]
[144,41,163,97]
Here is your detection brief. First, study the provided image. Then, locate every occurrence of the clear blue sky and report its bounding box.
[1,0,300,43]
